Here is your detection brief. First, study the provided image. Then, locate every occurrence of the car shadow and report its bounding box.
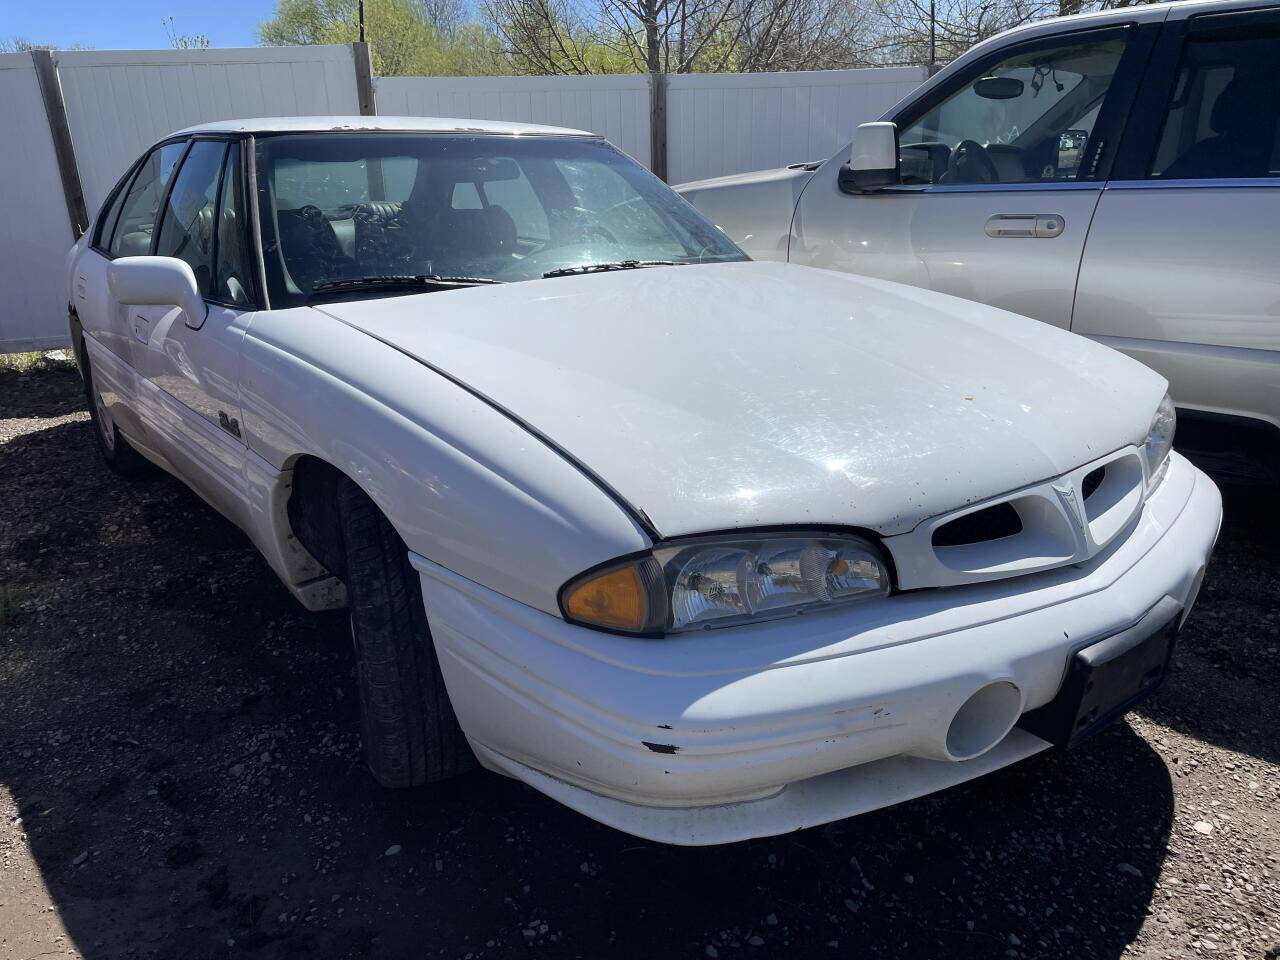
[0,377,1195,959]
[1135,486,1280,768]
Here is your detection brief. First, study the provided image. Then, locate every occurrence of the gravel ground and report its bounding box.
[1,362,1277,960]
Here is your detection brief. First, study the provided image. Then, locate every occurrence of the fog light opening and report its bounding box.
[946,681,1023,761]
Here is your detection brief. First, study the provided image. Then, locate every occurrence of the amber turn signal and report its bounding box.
[562,562,657,633]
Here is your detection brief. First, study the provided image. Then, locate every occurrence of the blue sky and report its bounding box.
[8,0,275,50]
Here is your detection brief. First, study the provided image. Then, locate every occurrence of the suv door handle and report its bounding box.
[985,214,1065,238]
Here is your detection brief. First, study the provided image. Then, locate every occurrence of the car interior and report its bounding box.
[255,137,733,303]
[265,152,585,293]
[1151,27,1280,180]
[897,40,1124,185]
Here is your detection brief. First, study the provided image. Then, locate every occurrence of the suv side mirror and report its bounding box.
[108,256,208,330]
[839,122,900,194]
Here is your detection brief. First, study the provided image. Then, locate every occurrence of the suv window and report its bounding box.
[1150,22,1280,179]
[108,141,186,257]
[898,36,1127,185]
[156,140,227,295]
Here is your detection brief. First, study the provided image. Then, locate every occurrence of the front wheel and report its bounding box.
[337,478,474,787]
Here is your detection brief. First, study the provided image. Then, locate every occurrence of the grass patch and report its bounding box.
[0,351,74,376]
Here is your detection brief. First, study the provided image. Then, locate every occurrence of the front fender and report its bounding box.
[237,307,651,616]
[674,165,815,262]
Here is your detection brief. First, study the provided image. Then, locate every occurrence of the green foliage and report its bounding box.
[0,351,73,375]
[260,0,509,75]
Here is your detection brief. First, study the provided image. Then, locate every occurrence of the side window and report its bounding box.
[214,142,252,306]
[483,167,550,242]
[93,173,131,251]
[380,156,418,202]
[1149,22,1280,180]
[451,181,483,209]
[108,141,186,257]
[897,36,1127,185]
[156,140,227,295]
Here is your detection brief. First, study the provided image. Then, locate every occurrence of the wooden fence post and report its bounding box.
[649,71,668,182]
[352,42,377,116]
[30,49,89,239]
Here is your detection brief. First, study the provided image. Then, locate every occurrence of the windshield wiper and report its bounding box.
[542,260,679,279]
[310,274,504,297]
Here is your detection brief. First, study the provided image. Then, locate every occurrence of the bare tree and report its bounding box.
[162,16,212,49]
[486,0,877,74]
[705,0,875,71]
[484,0,605,73]
[0,37,51,52]
[861,0,1059,66]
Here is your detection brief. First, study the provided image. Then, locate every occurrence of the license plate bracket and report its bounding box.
[1019,596,1182,749]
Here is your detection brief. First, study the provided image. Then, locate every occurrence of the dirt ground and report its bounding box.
[1,362,1277,960]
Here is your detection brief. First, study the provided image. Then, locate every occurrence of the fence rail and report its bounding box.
[0,47,923,352]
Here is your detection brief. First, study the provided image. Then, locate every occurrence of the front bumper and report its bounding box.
[413,453,1221,845]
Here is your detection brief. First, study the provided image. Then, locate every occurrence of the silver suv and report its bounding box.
[676,0,1279,486]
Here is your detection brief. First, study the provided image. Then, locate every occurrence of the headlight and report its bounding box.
[560,532,891,635]
[1141,394,1177,492]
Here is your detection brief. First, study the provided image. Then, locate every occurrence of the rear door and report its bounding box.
[1073,6,1280,483]
[131,137,259,524]
[791,22,1158,329]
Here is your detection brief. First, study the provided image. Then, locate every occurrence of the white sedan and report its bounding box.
[67,116,1221,845]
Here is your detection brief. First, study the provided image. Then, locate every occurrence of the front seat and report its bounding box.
[1161,78,1275,180]
[276,205,356,293]
[352,201,411,275]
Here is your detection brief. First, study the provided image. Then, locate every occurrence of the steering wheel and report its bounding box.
[945,139,1000,184]
[578,222,618,245]
[598,195,646,221]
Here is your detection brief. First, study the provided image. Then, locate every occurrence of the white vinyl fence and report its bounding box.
[0,53,78,352]
[57,46,361,213]
[376,74,653,170]
[1,47,924,352]
[667,66,927,184]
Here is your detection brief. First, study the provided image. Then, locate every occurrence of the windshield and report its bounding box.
[254,132,746,305]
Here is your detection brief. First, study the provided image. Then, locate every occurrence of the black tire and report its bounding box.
[81,344,152,479]
[337,478,475,787]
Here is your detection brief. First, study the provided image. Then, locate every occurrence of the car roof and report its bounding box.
[971,0,1269,47]
[892,0,1268,119]
[170,115,595,139]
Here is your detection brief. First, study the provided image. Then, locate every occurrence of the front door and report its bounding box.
[791,24,1155,329]
[75,139,187,448]
[130,137,258,525]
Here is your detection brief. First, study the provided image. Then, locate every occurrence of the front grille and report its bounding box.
[1082,466,1105,500]
[888,449,1148,590]
[931,502,1023,547]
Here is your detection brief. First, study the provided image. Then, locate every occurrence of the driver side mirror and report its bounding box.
[108,256,209,330]
[838,122,900,194]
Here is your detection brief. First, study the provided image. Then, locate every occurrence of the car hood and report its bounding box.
[315,261,1166,538]
[672,163,814,194]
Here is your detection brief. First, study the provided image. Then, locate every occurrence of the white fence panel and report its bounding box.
[667,66,926,185]
[56,45,361,213]
[0,53,75,352]
[375,75,653,169]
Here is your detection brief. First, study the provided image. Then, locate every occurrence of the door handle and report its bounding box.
[985,214,1065,239]
[132,314,151,343]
